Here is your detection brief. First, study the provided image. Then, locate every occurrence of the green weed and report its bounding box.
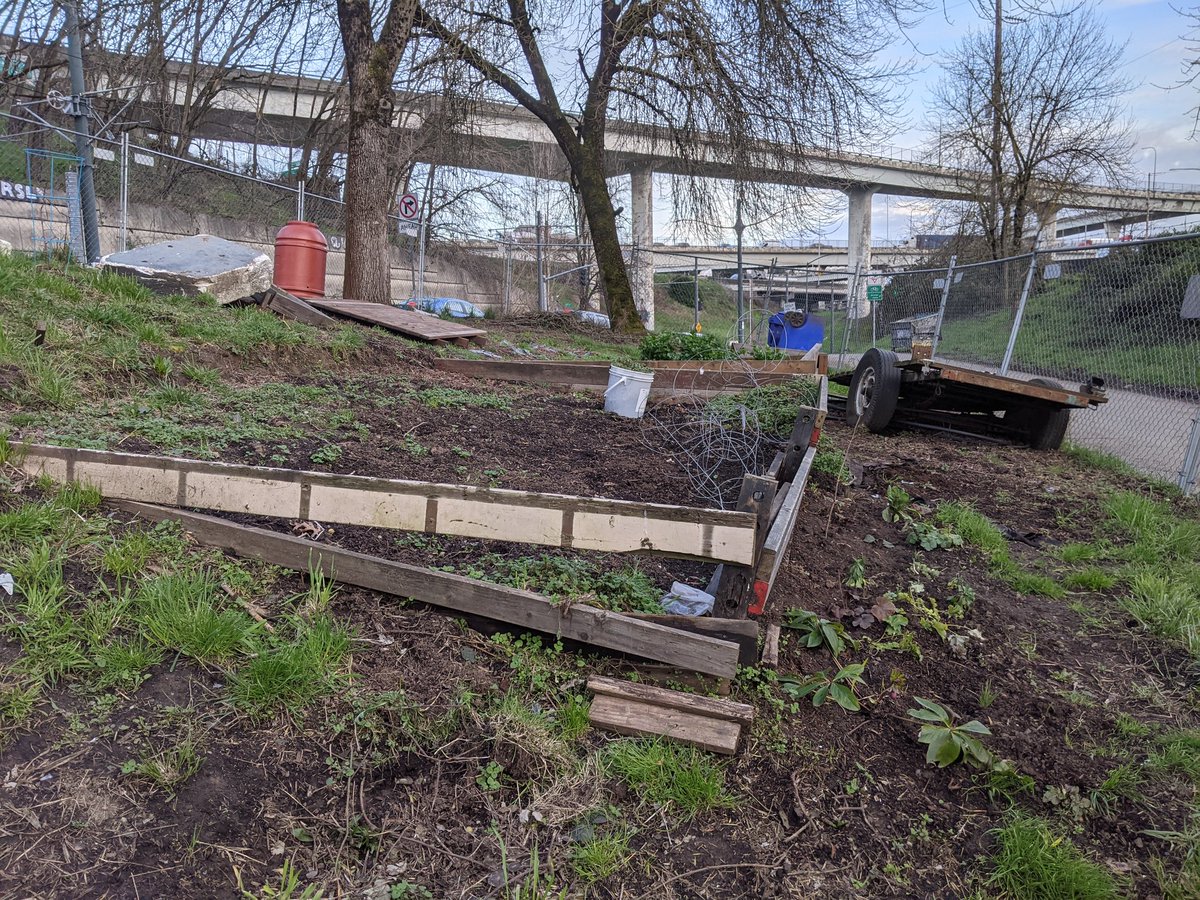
[603,739,730,818]
[986,814,1122,899]
[135,571,256,663]
[230,615,351,719]
[569,830,632,883]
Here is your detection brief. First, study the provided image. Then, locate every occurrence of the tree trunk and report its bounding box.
[343,109,394,302]
[573,150,644,334]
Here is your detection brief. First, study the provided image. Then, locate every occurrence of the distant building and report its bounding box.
[912,234,952,250]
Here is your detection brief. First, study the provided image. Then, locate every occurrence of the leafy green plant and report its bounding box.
[121,737,204,794]
[906,519,964,551]
[779,663,866,712]
[845,557,869,589]
[476,760,504,791]
[309,444,343,466]
[883,484,913,523]
[907,698,992,767]
[237,858,323,899]
[782,609,846,657]
[637,330,728,361]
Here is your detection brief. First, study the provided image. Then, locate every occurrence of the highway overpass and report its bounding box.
[13,54,1200,325]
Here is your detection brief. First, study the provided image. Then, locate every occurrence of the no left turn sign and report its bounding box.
[398,193,420,221]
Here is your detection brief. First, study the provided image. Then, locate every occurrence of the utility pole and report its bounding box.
[64,0,101,263]
[735,197,745,344]
[990,0,1003,257]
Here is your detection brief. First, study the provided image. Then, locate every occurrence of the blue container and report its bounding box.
[768,310,825,351]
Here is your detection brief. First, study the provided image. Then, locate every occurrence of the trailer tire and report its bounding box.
[848,348,901,432]
[1019,378,1070,451]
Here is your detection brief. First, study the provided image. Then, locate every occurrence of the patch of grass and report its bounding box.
[135,571,256,663]
[556,694,591,742]
[229,615,351,719]
[122,736,203,794]
[570,830,632,883]
[603,738,730,818]
[1063,567,1117,591]
[1151,730,1200,783]
[1059,542,1106,564]
[416,386,510,410]
[986,813,1122,899]
[1122,572,1200,657]
[936,501,1062,598]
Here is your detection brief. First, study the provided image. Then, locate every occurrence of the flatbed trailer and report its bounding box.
[830,349,1108,450]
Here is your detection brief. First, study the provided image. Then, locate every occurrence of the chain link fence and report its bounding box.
[1,122,536,311]
[839,234,1200,492]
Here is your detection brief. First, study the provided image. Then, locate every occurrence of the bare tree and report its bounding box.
[930,4,1133,259]
[416,0,911,333]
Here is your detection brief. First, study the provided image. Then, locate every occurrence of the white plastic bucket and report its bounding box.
[603,365,654,418]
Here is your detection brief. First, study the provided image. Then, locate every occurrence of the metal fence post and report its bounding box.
[839,263,861,369]
[503,244,512,315]
[118,132,129,252]
[1000,244,1040,376]
[416,217,427,300]
[296,180,305,222]
[1177,413,1200,494]
[536,210,547,312]
[929,254,958,359]
[693,257,700,331]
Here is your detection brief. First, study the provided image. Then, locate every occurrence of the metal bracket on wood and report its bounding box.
[713,474,777,619]
[777,405,819,485]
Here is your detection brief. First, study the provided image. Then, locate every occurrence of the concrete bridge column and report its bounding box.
[1104,220,1123,240]
[1035,206,1060,245]
[631,166,655,329]
[846,185,877,318]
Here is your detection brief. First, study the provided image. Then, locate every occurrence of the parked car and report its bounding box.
[415,297,486,319]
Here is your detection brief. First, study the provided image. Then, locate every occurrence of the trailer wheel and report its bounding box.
[848,348,901,432]
[1019,378,1070,451]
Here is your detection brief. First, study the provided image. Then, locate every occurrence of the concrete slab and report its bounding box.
[99,234,271,304]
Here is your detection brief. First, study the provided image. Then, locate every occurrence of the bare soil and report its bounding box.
[2,328,1198,899]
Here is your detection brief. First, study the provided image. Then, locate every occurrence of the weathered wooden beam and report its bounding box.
[587,675,754,754]
[262,286,336,327]
[751,445,818,615]
[21,444,755,565]
[713,474,777,619]
[623,612,759,666]
[114,502,742,678]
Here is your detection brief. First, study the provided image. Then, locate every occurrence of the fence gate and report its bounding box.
[25,148,82,260]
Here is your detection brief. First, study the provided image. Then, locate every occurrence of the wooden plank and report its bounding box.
[588,694,742,754]
[588,676,754,725]
[21,444,755,565]
[817,353,829,375]
[713,475,776,619]
[800,343,822,361]
[114,502,741,678]
[623,613,759,666]
[753,445,818,608]
[646,359,818,375]
[777,403,820,485]
[762,624,781,667]
[262,286,337,327]
[309,300,487,342]
[929,362,1104,407]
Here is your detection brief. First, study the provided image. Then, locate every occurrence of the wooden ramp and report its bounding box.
[309,300,487,345]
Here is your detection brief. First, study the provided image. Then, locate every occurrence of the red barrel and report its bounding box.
[273,221,328,299]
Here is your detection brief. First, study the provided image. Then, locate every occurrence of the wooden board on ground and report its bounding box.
[623,613,759,666]
[115,502,742,678]
[261,286,337,327]
[309,300,486,344]
[587,675,754,754]
[21,444,756,565]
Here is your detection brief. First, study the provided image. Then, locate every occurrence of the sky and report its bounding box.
[655,0,1200,245]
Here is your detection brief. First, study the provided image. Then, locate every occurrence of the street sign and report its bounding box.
[397,192,420,221]
[866,284,883,302]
